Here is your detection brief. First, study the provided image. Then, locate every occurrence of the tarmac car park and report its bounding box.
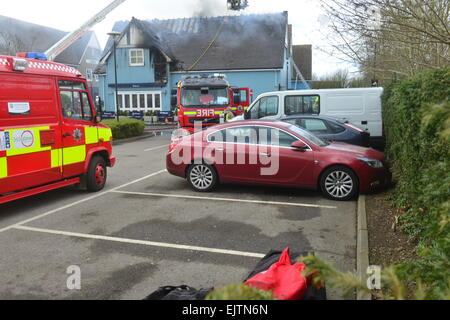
[0,132,359,300]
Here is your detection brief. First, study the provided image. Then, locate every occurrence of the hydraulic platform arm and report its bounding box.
[45,0,127,61]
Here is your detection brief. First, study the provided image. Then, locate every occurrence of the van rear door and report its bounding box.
[58,79,98,178]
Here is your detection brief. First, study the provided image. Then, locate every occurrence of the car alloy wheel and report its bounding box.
[325,171,353,198]
[188,164,217,192]
[320,166,358,201]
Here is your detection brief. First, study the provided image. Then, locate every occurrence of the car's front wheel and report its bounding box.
[320,166,359,201]
[187,163,218,192]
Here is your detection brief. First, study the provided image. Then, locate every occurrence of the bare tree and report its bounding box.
[313,69,350,88]
[319,0,450,82]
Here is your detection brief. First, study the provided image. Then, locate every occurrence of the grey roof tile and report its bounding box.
[98,12,288,73]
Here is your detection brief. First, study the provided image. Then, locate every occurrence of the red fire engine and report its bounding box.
[172,74,251,133]
[0,53,116,205]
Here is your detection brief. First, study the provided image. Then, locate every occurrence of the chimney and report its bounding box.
[288,24,293,57]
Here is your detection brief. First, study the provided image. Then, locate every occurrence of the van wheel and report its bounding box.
[320,166,358,201]
[187,163,218,192]
[87,156,107,192]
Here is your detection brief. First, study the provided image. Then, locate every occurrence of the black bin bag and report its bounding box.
[143,285,213,301]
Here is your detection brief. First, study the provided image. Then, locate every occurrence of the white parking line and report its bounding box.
[111,190,338,209]
[144,144,170,152]
[13,225,266,259]
[0,169,167,233]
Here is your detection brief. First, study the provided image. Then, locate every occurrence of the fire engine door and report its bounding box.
[58,80,97,178]
[235,88,250,113]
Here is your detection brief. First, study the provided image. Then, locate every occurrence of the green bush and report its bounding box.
[101,118,145,140]
[381,67,450,298]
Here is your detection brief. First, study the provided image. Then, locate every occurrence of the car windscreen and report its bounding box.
[181,87,229,108]
[288,125,329,147]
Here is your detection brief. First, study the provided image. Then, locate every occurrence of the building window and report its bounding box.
[147,94,153,109]
[132,94,138,108]
[85,69,93,82]
[155,94,161,109]
[129,49,145,66]
[117,94,123,108]
[117,91,162,111]
[139,94,146,109]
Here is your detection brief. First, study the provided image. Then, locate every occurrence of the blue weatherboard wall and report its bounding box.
[98,46,301,112]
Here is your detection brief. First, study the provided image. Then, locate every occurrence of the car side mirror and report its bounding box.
[244,109,250,120]
[291,140,309,151]
[95,115,102,123]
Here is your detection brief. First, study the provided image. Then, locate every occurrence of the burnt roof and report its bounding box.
[0,15,94,66]
[99,12,288,72]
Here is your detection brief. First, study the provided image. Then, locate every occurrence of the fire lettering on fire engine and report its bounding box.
[197,109,215,117]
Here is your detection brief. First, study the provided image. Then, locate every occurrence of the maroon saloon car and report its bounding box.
[166,120,390,201]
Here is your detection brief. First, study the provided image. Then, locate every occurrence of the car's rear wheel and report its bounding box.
[320,166,358,201]
[87,156,107,192]
[187,163,218,192]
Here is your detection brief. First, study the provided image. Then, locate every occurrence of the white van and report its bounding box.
[235,87,384,147]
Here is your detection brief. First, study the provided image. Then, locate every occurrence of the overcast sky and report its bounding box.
[0,0,355,76]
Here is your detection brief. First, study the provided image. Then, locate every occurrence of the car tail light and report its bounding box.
[344,123,365,133]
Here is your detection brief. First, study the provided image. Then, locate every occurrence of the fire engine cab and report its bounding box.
[172,74,251,133]
[0,53,115,205]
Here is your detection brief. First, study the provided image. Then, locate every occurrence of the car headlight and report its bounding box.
[358,157,384,168]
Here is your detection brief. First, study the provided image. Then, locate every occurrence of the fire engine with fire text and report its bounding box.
[172,74,252,133]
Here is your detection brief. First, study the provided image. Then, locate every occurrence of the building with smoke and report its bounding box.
[95,11,312,113]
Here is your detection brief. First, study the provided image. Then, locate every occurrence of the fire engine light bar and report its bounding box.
[12,58,28,71]
[26,52,48,60]
[16,52,47,61]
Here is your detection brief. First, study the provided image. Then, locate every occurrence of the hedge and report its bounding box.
[101,118,145,140]
[381,68,450,298]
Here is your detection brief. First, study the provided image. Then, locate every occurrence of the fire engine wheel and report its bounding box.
[187,163,218,192]
[87,156,107,192]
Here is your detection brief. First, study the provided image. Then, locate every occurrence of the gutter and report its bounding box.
[171,68,283,74]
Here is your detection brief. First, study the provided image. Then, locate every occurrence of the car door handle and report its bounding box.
[62,133,71,138]
[260,152,271,157]
[215,148,224,152]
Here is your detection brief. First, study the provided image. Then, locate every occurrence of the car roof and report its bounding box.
[282,114,343,123]
[203,119,292,132]
[255,87,384,97]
